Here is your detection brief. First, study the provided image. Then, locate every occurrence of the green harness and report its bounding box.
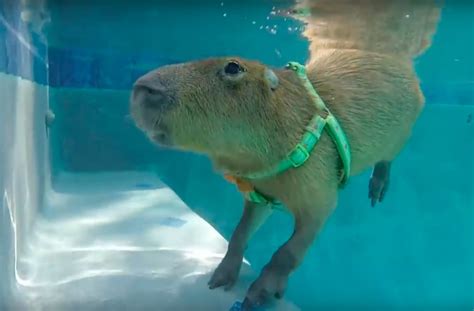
[237,62,351,207]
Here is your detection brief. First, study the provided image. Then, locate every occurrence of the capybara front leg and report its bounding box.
[242,199,335,310]
[208,200,273,291]
[368,160,391,207]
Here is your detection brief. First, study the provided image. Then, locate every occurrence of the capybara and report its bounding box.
[130,0,441,309]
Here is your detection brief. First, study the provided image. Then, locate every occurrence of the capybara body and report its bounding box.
[130,0,441,309]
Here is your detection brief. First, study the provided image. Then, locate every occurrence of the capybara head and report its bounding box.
[130,57,314,166]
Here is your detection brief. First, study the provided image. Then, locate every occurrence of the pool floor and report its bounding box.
[9,171,297,311]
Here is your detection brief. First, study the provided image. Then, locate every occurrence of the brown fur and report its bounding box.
[130,0,442,308]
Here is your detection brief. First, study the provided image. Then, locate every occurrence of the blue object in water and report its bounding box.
[229,301,243,311]
[229,301,266,311]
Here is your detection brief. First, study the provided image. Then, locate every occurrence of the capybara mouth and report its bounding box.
[135,110,174,147]
[130,102,171,143]
[149,129,173,146]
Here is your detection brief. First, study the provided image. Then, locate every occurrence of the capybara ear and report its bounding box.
[264,68,279,91]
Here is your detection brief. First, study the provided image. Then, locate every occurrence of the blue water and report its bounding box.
[1,0,473,310]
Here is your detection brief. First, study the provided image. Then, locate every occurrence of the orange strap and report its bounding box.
[224,174,255,193]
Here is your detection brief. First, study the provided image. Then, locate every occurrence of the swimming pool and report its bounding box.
[1,0,473,310]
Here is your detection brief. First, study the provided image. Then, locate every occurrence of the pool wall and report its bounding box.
[0,0,50,307]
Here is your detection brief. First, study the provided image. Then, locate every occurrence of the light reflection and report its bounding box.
[11,174,233,307]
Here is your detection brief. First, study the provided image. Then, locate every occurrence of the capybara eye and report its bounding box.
[224,61,244,75]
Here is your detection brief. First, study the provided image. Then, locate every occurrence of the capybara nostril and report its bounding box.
[132,81,167,109]
[133,83,166,108]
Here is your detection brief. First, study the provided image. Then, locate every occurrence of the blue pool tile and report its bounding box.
[158,217,187,228]
[0,0,48,84]
[48,47,180,89]
[134,183,154,189]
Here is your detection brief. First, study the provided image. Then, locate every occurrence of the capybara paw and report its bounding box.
[242,269,288,310]
[368,175,390,207]
[208,255,242,291]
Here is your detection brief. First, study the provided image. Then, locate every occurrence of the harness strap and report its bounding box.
[224,61,352,207]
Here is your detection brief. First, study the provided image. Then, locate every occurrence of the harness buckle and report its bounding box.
[288,143,310,168]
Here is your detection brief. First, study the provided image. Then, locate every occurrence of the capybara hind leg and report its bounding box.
[242,197,336,310]
[368,161,391,207]
[208,200,273,291]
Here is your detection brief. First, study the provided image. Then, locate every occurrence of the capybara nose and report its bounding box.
[132,78,167,109]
